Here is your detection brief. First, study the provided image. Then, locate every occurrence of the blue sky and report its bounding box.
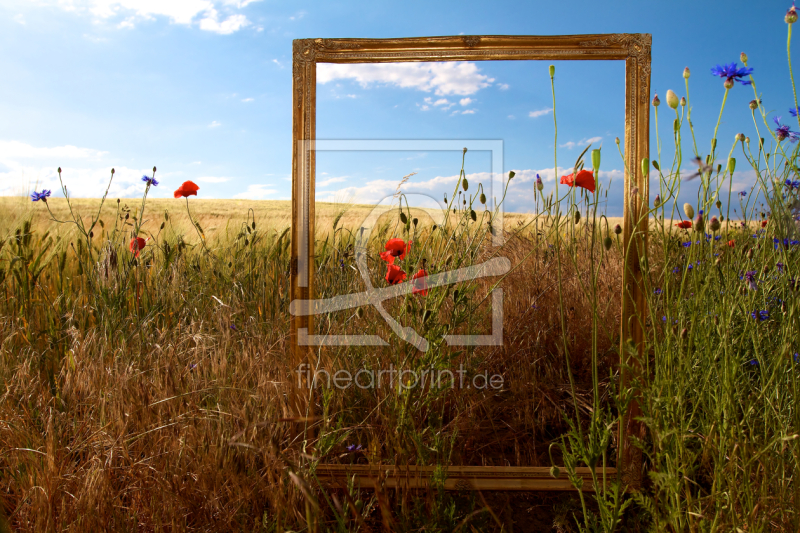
[0,0,797,215]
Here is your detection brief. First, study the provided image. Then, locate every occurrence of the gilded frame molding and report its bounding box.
[291,34,650,490]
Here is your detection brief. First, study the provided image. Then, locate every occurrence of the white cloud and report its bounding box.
[289,10,306,20]
[241,97,254,102]
[461,109,476,115]
[317,62,496,96]
[272,59,284,68]
[233,184,275,199]
[498,83,509,90]
[528,108,552,118]
[13,13,25,25]
[317,176,347,187]
[0,140,107,160]
[196,176,230,183]
[459,97,473,106]
[208,121,221,128]
[560,136,603,150]
[508,115,515,120]
[198,10,249,34]
[37,0,260,34]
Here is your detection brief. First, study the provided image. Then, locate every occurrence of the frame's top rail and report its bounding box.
[293,33,650,63]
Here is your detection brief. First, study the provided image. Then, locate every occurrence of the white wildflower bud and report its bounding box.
[683,203,695,219]
[666,90,680,109]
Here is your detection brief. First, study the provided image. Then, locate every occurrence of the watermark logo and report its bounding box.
[290,140,508,351]
[296,363,504,390]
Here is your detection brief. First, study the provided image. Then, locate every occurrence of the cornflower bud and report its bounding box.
[683,67,690,79]
[680,96,686,107]
[615,137,620,145]
[724,78,734,89]
[694,213,704,232]
[740,52,748,64]
[683,203,695,219]
[736,133,745,142]
[535,174,544,191]
[749,100,759,111]
[787,4,798,24]
[709,216,721,232]
[745,137,750,145]
[715,199,722,209]
[654,194,661,207]
[614,224,622,235]
[666,90,679,109]
[652,94,661,107]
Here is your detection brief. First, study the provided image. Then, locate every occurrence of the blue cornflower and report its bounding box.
[785,179,800,189]
[30,189,51,202]
[714,235,721,241]
[710,62,753,86]
[744,270,758,291]
[699,209,704,215]
[749,310,769,321]
[141,175,159,186]
[773,117,800,142]
[777,262,785,272]
[739,191,747,197]
[794,353,799,363]
[749,359,759,366]
[682,241,692,247]
[346,444,363,452]
[791,107,800,117]
[654,288,663,295]
[687,264,694,271]
[672,266,681,274]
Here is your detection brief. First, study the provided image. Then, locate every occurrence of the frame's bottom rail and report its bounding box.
[314,464,617,492]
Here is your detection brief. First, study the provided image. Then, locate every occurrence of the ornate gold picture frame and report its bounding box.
[290,34,651,491]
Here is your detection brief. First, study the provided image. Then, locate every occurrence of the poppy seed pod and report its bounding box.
[740,52,748,64]
[591,149,601,171]
[709,216,721,232]
[683,67,690,79]
[683,203,695,219]
[614,224,622,235]
[652,94,661,107]
[666,90,680,109]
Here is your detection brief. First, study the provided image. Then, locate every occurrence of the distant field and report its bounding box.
[0,196,631,240]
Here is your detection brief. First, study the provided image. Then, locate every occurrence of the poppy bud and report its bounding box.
[153,166,157,173]
[356,307,364,319]
[252,221,256,230]
[591,149,601,171]
[740,52,748,64]
[89,231,93,238]
[462,147,467,154]
[716,164,721,174]
[709,216,720,232]
[711,138,717,152]
[728,158,736,174]
[641,157,649,176]
[683,203,695,219]
[652,160,660,171]
[614,224,622,235]
[412,217,418,227]
[603,236,613,250]
[400,211,408,224]
[508,171,515,180]
[720,215,724,221]
[683,67,690,79]
[550,466,561,479]
[160,222,165,230]
[470,209,476,221]
[549,65,555,77]
[480,192,486,204]
[462,178,469,191]
[715,200,722,209]
[117,198,120,204]
[58,167,61,173]
[652,94,661,107]
[574,211,580,224]
[432,224,438,231]
[666,90,679,109]
[654,194,661,207]
[694,214,704,232]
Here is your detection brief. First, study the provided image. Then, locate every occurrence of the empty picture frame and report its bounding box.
[290,34,651,490]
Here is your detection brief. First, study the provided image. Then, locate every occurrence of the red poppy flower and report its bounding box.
[559,169,596,193]
[129,237,146,257]
[379,238,411,264]
[174,180,200,198]
[675,221,692,229]
[727,240,735,247]
[761,220,768,227]
[411,269,428,296]
[385,264,407,285]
